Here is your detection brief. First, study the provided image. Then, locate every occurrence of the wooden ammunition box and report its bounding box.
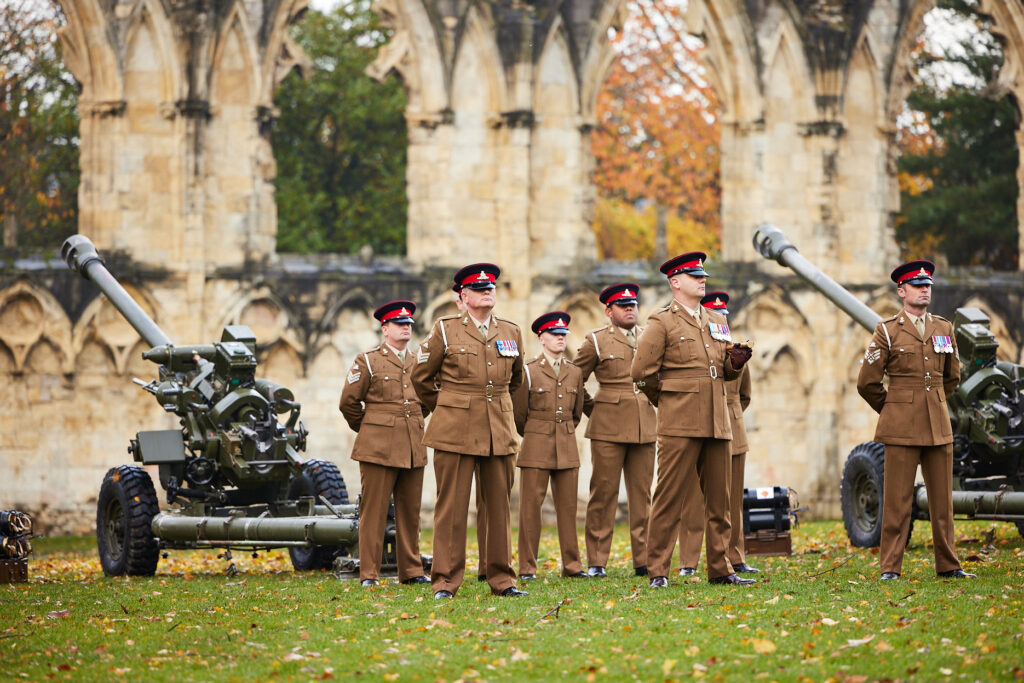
[1,558,28,584]
[744,530,792,556]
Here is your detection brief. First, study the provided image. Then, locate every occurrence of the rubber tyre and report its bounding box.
[841,442,885,548]
[288,459,350,571]
[96,465,160,576]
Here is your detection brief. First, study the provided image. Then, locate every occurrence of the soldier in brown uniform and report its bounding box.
[574,283,658,578]
[677,292,758,576]
[412,263,528,599]
[339,300,430,587]
[856,260,973,580]
[513,312,587,580]
[631,252,753,588]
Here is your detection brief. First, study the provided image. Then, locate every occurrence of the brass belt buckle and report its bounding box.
[484,385,495,398]
[710,365,718,379]
[923,373,933,391]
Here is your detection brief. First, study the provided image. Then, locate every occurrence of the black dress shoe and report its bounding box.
[361,578,379,587]
[401,575,430,585]
[880,572,900,581]
[733,562,760,573]
[634,566,649,577]
[519,573,537,581]
[709,573,755,585]
[477,574,487,582]
[566,571,588,578]
[937,569,976,578]
[649,576,669,589]
[586,566,606,578]
[678,567,696,576]
[433,590,454,599]
[496,587,528,597]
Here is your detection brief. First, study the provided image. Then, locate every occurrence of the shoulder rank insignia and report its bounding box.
[708,321,731,342]
[932,335,954,353]
[495,339,520,357]
[864,348,881,365]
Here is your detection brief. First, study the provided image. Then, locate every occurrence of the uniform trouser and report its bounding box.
[678,453,747,569]
[475,458,515,577]
[357,462,425,581]
[881,443,961,575]
[517,467,583,576]
[648,436,733,579]
[585,440,655,569]
[432,450,516,595]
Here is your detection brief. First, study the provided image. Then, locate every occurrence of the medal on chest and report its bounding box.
[932,335,954,354]
[495,339,520,357]
[708,321,731,342]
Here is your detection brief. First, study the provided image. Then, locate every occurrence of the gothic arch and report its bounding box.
[733,288,815,391]
[209,3,260,108]
[451,5,507,114]
[686,0,763,123]
[578,0,627,118]
[0,281,73,374]
[884,0,935,122]
[216,286,303,352]
[260,0,312,107]
[121,0,180,104]
[71,283,161,375]
[55,0,123,104]
[368,0,448,115]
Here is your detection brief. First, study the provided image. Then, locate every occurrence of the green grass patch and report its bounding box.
[2,520,1022,681]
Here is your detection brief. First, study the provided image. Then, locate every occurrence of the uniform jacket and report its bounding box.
[512,355,585,470]
[411,313,524,456]
[727,366,752,455]
[339,343,428,468]
[856,311,959,446]
[574,325,657,443]
[631,302,740,439]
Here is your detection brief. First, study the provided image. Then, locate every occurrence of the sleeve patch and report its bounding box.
[347,370,361,384]
[417,349,430,363]
[864,348,881,365]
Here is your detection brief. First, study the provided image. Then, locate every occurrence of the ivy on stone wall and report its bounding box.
[896,0,1019,270]
[272,2,408,255]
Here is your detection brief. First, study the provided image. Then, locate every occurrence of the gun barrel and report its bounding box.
[61,235,173,348]
[752,224,882,333]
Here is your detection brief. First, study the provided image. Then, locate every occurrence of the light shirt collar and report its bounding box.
[542,351,562,366]
[385,343,407,359]
[468,312,491,330]
[676,300,701,322]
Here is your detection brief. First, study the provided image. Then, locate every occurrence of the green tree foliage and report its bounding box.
[0,1,79,251]
[273,2,408,254]
[897,0,1019,270]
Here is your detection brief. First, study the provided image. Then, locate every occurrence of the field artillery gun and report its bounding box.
[63,236,409,576]
[753,225,1024,546]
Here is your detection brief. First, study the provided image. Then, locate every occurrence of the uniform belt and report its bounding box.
[526,412,571,424]
[440,383,510,398]
[660,369,719,380]
[888,375,940,390]
[364,404,420,417]
[599,381,637,391]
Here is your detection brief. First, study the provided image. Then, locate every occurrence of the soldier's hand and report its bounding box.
[728,344,752,369]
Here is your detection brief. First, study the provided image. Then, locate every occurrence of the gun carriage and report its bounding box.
[753,225,1024,546]
[62,235,412,576]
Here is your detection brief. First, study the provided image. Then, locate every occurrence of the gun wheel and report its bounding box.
[96,465,160,576]
[841,442,885,548]
[288,459,350,571]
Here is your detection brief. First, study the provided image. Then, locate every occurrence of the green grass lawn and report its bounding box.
[3,520,1022,682]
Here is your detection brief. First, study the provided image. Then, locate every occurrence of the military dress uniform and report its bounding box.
[513,313,586,578]
[679,294,755,573]
[411,264,525,596]
[856,260,965,578]
[339,302,428,583]
[575,284,657,575]
[631,253,748,585]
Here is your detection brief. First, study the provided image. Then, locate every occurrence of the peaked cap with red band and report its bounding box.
[532,311,571,336]
[661,251,709,278]
[891,260,935,287]
[600,282,640,307]
[454,262,500,291]
[374,300,416,324]
[701,291,730,315]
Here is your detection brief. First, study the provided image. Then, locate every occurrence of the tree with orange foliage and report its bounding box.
[591,0,721,261]
[0,0,79,251]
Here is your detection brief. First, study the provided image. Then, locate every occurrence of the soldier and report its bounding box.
[339,300,430,587]
[631,252,753,588]
[574,283,657,578]
[412,263,529,598]
[677,292,759,576]
[513,312,587,580]
[856,260,973,580]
